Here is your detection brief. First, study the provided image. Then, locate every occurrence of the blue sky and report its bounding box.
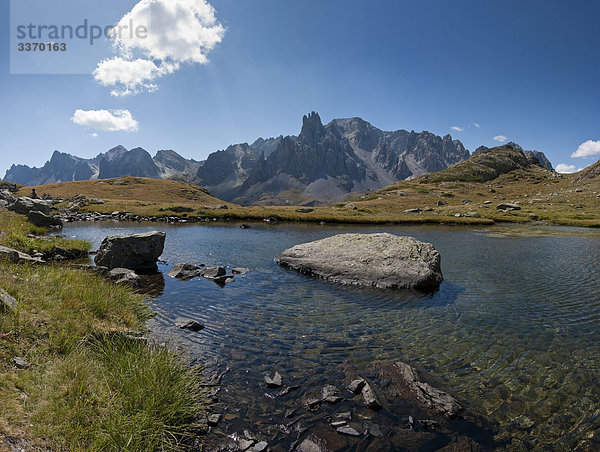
[1,0,599,176]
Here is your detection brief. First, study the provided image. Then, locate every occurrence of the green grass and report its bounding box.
[0,210,207,451]
[38,337,204,451]
[0,210,91,257]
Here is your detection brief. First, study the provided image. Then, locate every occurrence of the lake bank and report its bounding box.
[0,210,206,451]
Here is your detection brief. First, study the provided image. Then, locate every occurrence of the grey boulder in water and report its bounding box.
[94,231,165,272]
[275,233,442,290]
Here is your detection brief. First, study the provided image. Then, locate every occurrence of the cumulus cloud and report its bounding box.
[472,122,480,128]
[555,163,579,174]
[71,109,139,132]
[450,126,464,132]
[571,140,600,158]
[494,135,507,143]
[94,0,225,96]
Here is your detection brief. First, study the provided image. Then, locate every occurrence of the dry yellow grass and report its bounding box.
[16,167,600,227]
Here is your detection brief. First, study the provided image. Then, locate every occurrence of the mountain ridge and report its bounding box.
[3,112,553,205]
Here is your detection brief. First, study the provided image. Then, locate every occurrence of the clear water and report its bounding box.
[62,221,600,450]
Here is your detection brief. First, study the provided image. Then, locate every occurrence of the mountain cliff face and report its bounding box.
[198,112,471,204]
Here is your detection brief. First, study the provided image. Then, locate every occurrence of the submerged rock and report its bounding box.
[175,317,205,332]
[168,263,201,281]
[321,384,343,403]
[374,361,462,417]
[199,266,226,279]
[275,233,443,290]
[264,371,283,388]
[94,231,165,272]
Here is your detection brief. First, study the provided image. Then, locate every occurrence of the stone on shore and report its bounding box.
[8,197,53,216]
[275,233,443,290]
[108,268,141,287]
[496,203,521,211]
[94,231,165,272]
[27,210,63,228]
[0,245,44,264]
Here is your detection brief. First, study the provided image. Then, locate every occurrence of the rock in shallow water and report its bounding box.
[168,263,201,281]
[275,233,443,290]
[94,231,165,272]
[175,317,205,332]
[264,371,283,388]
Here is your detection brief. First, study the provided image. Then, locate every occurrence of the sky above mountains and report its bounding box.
[1,0,599,177]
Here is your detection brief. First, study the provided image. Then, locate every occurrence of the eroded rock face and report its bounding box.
[94,231,165,272]
[275,233,443,290]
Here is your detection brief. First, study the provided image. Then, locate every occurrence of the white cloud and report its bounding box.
[94,57,177,96]
[450,126,464,132]
[571,140,600,158]
[555,163,578,173]
[71,109,139,132]
[94,0,225,96]
[472,122,480,128]
[494,135,507,143]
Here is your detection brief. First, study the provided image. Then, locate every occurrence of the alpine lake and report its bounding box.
[62,220,600,451]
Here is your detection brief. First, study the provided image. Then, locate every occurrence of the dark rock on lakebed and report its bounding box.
[275,233,443,290]
[94,231,165,272]
[175,317,205,332]
[264,371,283,388]
[202,358,501,451]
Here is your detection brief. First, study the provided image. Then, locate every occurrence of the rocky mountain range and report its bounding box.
[3,112,553,205]
[4,146,202,187]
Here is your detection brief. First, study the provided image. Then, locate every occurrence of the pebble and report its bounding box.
[336,426,361,436]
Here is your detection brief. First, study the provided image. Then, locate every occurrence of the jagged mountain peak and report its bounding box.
[300,111,325,143]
